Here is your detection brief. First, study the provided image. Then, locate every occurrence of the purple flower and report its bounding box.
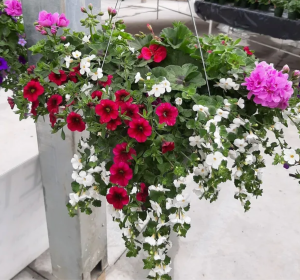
[4,0,22,17]
[242,62,293,110]
[0,75,3,84]
[283,163,290,169]
[18,55,27,65]
[57,13,69,27]
[297,95,300,99]
[0,57,8,70]
[18,38,27,46]
[38,10,59,27]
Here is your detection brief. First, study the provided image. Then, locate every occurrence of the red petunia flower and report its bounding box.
[110,162,133,187]
[66,112,86,132]
[98,75,113,87]
[121,103,140,125]
[162,141,175,154]
[48,70,68,86]
[113,142,137,163]
[155,103,178,126]
[106,116,122,131]
[23,79,44,102]
[31,100,39,116]
[68,65,81,83]
[47,94,63,113]
[115,89,133,105]
[128,118,152,143]
[106,186,129,209]
[95,99,119,123]
[49,112,56,127]
[136,183,148,203]
[7,97,15,109]
[243,46,253,56]
[140,44,167,63]
[91,90,103,100]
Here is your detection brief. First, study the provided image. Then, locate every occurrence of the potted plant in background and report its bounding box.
[249,0,259,10]
[240,0,249,8]
[285,0,299,20]
[272,0,287,17]
[234,0,241,7]
[219,0,227,5]
[258,0,270,11]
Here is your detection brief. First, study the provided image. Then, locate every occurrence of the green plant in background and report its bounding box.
[272,0,287,8]
[285,0,300,19]
[0,0,28,91]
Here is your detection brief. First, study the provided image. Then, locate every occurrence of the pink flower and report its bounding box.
[243,61,293,110]
[110,162,133,187]
[113,142,136,163]
[38,10,59,27]
[106,187,129,209]
[57,13,70,27]
[128,118,152,143]
[4,0,22,17]
[155,103,178,126]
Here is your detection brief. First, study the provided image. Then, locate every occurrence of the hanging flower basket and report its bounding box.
[4,3,300,280]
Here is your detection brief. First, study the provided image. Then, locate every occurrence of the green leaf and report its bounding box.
[71,181,80,193]
[61,129,65,140]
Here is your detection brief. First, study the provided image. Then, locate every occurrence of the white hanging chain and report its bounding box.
[187,0,211,96]
[101,0,123,69]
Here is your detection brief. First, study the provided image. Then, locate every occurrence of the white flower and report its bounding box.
[85,54,96,63]
[284,149,299,165]
[129,47,135,53]
[81,82,93,95]
[76,171,95,187]
[233,118,244,127]
[72,50,82,59]
[169,212,191,225]
[246,132,258,143]
[72,171,79,180]
[117,35,122,40]
[189,135,203,148]
[81,140,90,149]
[131,186,137,194]
[237,98,245,109]
[205,119,218,131]
[80,59,91,75]
[223,99,231,111]
[145,235,156,246]
[174,192,190,208]
[175,97,182,105]
[256,168,263,180]
[122,227,132,238]
[65,94,71,101]
[82,35,91,43]
[226,124,238,134]
[147,76,151,80]
[245,154,256,165]
[193,184,204,196]
[173,177,186,188]
[86,187,101,200]
[87,166,102,173]
[108,204,124,219]
[157,234,167,245]
[150,201,162,217]
[205,151,224,169]
[193,104,209,114]
[214,78,236,91]
[69,193,80,206]
[234,169,242,178]
[273,117,283,130]
[233,83,240,90]
[194,164,209,177]
[64,42,70,48]
[149,184,168,192]
[135,72,141,83]
[233,73,238,80]
[71,154,82,170]
[216,108,229,119]
[89,155,98,162]
[154,249,166,261]
[64,56,73,68]
[148,84,165,97]
[160,79,171,92]
[282,109,291,120]
[248,144,260,153]
[166,198,174,210]
[89,68,103,81]
[234,138,247,153]
[228,150,240,160]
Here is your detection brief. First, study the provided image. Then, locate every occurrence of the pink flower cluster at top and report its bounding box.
[242,61,293,110]
[36,10,70,35]
[4,0,22,17]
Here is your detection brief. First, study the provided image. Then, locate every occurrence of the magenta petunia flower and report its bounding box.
[242,61,293,110]
[4,0,22,17]
[57,13,70,27]
[38,10,59,27]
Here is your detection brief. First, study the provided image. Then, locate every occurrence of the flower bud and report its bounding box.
[116,19,124,24]
[221,40,225,45]
[33,21,39,26]
[80,19,85,24]
[51,26,57,35]
[147,24,153,32]
[40,30,48,35]
[98,11,104,16]
[282,64,290,74]
[293,70,300,78]
[88,3,93,10]
[35,25,43,32]
[60,36,66,41]
[81,7,87,13]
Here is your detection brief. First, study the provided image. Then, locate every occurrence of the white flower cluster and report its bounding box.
[214,78,240,91]
[148,79,172,97]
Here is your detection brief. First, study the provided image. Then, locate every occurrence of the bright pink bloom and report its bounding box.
[4,0,22,16]
[106,187,129,209]
[121,103,140,125]
[49,112,56,127]
[7,97,15,109]
[136,183,148,203]
[48,70,67,86]
[95,99,119,123]
[155,103,178,126]
[106,116,122,131]
[110,162,133,187]
[30,100,39,116]
[23,79,44,102]
[242,61,293,110]
[115,89,133,105]
[128,118,152,143]
[207,50,212,54]
[140,44,167,63]
[38,10,59,27]
[47,94,63,113]
[91,90,103,100]
[57,13,69,27]
[66,112,86,132]
[244,46,253,56]
[98,75,113,87]
[113,143,137,163]
[162,141,175,154]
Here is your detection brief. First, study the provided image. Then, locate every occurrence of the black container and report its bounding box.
[259,4,270,11]
[249,2,259,10]
[274,7,284,17]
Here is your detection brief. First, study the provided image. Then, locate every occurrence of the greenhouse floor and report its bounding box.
[8,0,300,280]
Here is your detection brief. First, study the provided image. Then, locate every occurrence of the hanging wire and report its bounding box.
[187,0,211,96]
[101,0,123,69]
